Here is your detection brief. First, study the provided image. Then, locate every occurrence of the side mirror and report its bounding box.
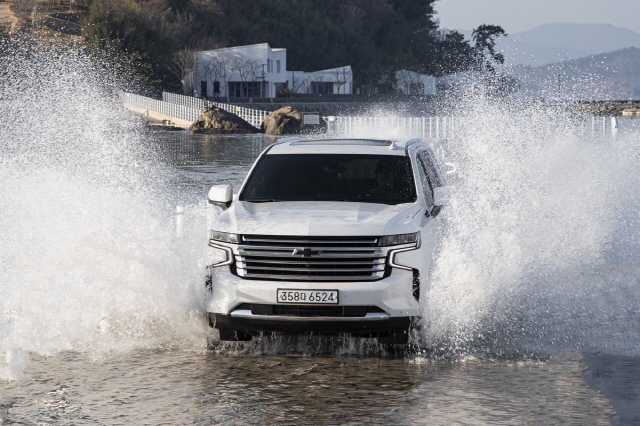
[433,186,452,207]
[208,184,233,210]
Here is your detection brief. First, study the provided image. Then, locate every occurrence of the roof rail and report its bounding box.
[276,138,396,147]
[274,137,308,145]
[403,138,423,149]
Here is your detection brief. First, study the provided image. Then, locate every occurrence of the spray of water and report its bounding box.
[0,38,207,380]
[421,99,640,357]
[335,95,640,358]
[2,37,640,375]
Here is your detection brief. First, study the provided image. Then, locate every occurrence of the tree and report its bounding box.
[332,67,352,94]
[395,70,425,95]
[472,24,507,73]
[169,48,198,94]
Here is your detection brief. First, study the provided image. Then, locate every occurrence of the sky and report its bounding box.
[434,0,640,35]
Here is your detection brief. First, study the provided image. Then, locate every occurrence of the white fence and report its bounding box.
[123,92,201,122]
[326,116,458,139]
[157,91,457,137]
[126,92,620,138]
[327,115,619,139]
[162,92,269,128]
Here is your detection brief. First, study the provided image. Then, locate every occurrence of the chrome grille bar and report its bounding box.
[242,237,379,245]
[234,235,389,282]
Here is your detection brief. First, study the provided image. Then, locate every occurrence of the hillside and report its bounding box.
[75,0,478,91]
[512,47,640,100]
[495,23,640,66]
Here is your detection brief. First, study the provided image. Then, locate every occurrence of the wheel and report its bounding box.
[218,329,252,341]
[378,332,409,345]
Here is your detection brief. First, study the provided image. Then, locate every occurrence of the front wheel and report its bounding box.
[378,332,409,345]
[218,329,252,342]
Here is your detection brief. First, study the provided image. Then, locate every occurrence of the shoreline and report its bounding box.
[0,0,17,33]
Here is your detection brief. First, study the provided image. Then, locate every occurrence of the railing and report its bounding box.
[326,116,459,139]
[126,92,622,138]
[122,93,200,123]
[162,92,270,128]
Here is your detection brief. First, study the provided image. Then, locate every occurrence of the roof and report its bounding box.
[308,65,352,74]
[195,43,286,55]
[267,138,424,156]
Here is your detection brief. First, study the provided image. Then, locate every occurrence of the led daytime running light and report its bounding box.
[210,230,240,244]
[379,232,419,247]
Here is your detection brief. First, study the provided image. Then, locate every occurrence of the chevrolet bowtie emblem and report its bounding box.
[292,248,323,257]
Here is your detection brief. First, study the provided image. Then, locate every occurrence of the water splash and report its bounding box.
[2,37,640,374]
[420,99,640,357]
[0,39,207,380]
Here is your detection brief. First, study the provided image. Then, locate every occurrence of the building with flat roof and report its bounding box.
[185,43,352,98]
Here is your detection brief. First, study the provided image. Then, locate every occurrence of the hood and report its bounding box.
[213,201,423,236]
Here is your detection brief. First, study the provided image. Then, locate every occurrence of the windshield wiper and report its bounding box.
[242,198,278,202]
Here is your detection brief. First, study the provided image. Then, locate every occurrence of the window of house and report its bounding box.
[277,60,281,73]
[311,82,334,95]
[228,82,261,97]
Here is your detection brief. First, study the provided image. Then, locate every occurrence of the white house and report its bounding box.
[190,43,287,98]
[287,66,353,95]
[186,43,353,98]
[393,70,436,95]
[436,70,486,95]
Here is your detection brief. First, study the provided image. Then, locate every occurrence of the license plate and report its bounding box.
[277,289,339,304]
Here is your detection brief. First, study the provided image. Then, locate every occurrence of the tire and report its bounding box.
[218,329,252,342]
[378,332,409,345]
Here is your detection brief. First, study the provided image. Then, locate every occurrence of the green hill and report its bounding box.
[74,0,496,91]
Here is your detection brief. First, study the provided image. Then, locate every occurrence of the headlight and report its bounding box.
[379,232,419,247]
[210,230,240,244]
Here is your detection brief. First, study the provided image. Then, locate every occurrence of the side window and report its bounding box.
[418,150,442,187]
[416,152,434,207]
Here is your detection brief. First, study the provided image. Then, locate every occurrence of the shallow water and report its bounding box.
[2,42,640,424]
[2,126,640,425]
[2,348,637,425]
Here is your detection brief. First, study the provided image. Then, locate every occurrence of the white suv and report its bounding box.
[205,137,447,344]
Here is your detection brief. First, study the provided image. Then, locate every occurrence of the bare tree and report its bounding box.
[289,70,306,94]
[245,59,264,96]
[332,67,352,94]
[231,55,249,84]
[305,73,328,94]
[169,48,198,95]
[230,56,262,97]
[395,70,424,95]
[215,51,233,97]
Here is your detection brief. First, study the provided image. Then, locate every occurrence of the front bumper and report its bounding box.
[205,264,420,319]
[210,311,412,336]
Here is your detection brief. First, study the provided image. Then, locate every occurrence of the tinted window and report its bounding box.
[418,151,442,187]
[240,154,416,205]
[416,156,434,206]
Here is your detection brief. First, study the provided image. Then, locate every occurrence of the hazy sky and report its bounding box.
[435,0,640,34]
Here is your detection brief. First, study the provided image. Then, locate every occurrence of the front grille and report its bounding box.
[234,235,387,281]
[238,304,385,317]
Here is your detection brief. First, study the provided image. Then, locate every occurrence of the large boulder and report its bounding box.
[261,106,304,135]
[189,106,260,134]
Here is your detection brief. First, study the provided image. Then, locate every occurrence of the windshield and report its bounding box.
[240,154,417,205]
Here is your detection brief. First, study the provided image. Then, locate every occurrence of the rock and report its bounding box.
[188,106,260,134]
[261,106,305,135]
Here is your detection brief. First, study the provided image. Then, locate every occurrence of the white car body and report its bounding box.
[205,137,447,344]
